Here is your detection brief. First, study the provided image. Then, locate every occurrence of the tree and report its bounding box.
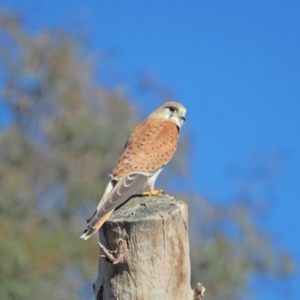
[0,7,293,300]
[0,8,140,299]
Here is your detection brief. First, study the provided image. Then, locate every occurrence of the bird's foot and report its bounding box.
[98,238,127,265]
[142,189,164,196]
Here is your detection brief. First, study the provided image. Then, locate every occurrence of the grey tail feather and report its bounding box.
[86,210,97,223]
[86,217,92,223]
[80,226,98,240]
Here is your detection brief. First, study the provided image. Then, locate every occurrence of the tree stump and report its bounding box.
[93,194,196,300]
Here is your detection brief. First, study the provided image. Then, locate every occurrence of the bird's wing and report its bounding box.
[97,173,150,216]
[80,172,154,240]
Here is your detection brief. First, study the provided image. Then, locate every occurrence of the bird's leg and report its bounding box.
[142,189,164,196]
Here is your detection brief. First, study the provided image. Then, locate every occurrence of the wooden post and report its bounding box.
[93,194,204,300]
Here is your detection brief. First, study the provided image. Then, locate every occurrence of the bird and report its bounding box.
[80,101,186,240]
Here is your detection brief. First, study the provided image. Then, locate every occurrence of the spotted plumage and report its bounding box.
[111,119,178,178]
[81,101,186,240]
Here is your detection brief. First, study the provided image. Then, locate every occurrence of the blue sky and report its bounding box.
[2,0,300,298]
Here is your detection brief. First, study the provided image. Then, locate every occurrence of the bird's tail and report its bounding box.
[80,210,114,240]
[80,226,98,240]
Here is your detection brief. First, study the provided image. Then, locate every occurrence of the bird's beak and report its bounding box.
[178,109,186,122]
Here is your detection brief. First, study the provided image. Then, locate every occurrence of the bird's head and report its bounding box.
[154,101,186,128]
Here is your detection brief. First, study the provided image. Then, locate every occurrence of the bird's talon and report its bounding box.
[142,189,164,196]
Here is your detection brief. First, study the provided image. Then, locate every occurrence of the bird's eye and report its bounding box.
[168,106,177,112]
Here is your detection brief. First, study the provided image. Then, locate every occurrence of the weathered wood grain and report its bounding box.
[94,194,194,300]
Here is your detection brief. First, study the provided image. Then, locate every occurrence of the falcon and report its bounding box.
[80,101,186,240]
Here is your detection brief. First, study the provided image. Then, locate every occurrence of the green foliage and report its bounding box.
[0,7,293,300]
[0,8,139,299]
